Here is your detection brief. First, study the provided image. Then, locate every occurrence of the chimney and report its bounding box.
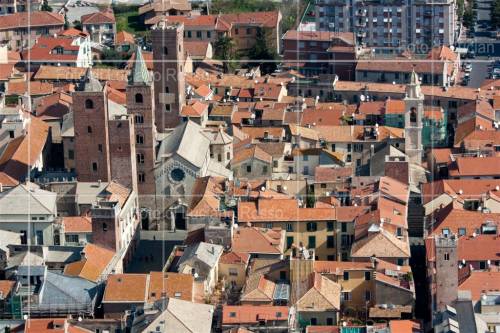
[370,255,378,270]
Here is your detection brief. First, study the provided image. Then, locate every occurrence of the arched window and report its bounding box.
[136,134,144,144]
[102,223,107,231]
[85,99,94,109]
[410,107,417,123]
[87,126,92,133]
[135,93,143,104]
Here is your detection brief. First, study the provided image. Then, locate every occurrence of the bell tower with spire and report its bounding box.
[126,47,157,214]
[404,69,424,164]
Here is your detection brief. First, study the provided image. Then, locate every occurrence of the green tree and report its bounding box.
[214,35,237,72]
[462,1,475,28]
[247,28,278,74]
[41,0,52,11]
[457,0,465,20]
[64,13,69,30]
[492,0,500,28]
[73,20,83,31]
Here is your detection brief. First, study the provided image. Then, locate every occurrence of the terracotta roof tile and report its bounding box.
[222,305,288,324]
[81,9,115,24]
[184,41,210,58]
[181,100,208,117]
[232,144,272,165]
[314,166,352,182]
[220,251,250,265]
[430,205,500,236]
[232,227,285,255]
[61,216,92,233]
[459,271,500,301]
[7,80,53,96]
[103,274,148,303]
[33,65,129,81]
[0,11,64,30]
[0,280,15,298]
[116,31,135,45]
[148,272,193,302]
[449,156,500,177]
[34,92,72,120]
[457,234,500,262]
[0,116,49,182]
[64,243,115,282]
[238,199,335,222]
[241,275,275,302]
[389,320,422,333]
[25,319,68,333]
[61,27,89,38]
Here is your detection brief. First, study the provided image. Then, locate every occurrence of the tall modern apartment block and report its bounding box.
[314,0,457,51]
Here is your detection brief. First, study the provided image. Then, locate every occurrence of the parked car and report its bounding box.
[466,50,476,59]
[464,63,472,72]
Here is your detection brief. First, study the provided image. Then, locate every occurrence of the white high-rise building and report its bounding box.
[314,0,457,52]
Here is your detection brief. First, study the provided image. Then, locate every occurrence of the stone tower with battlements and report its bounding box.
[151,21,186,131]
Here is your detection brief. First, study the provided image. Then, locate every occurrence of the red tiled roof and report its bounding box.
[232,227,284,255]
[457,234,500,262]
[222,305,288,324]
[35,92,72,119]
[81,9,115,25]
[62,216,92,233]
[0,64,15,81]
[356,59,452,76]
[64,243,115,282]
[238,199,336,222]
[103,274,147,302]
[22,36,81,63]
[220,251,250,265]
[430,205,500,236]
[422,178,500,205]
[385,99,405,114]
[7,80,54,96]
[0,11,64,30]
[106,86,126,105]
[0,116,49,182]
[116,31,135,45]
[25,319,68,333]
[232,144,272,165]
[180,100,208,117]
[0,280,15,298]
[184,41,210,58]
[450,156,500,177]
[148,272,194,302]
[459,271,500,301]
[427,46,458,62]
[314,166,352,182]
[389,320,422,333]
[60,28,89,38]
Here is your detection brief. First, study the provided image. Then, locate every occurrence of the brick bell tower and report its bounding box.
[126,47,157,217]
[73,68,111,182]
[151,21,186,131]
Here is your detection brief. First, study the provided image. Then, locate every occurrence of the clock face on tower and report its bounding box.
[170,168,186,182]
